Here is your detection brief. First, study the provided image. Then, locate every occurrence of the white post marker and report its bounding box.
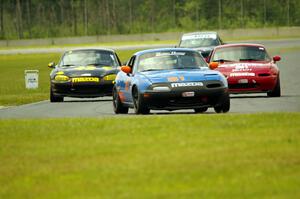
[25,70,39,89]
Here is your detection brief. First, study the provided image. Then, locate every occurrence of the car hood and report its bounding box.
[215,61,273,77]
[55,66,118,77]
[140,69,222,84]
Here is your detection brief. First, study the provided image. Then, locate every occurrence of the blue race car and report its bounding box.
[112,48,230,114]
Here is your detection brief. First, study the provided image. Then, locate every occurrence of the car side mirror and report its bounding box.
[121,66,132,74]
[48,62,55,68]
[273,55,281,63]
[209,62,219,70]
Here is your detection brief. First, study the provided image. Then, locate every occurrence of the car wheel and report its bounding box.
[50,87,63,102]
[267,76,281,97]
[132,87,150,114]
[214,92,230,113]
[194,107,208,113]
[112,86,128,114]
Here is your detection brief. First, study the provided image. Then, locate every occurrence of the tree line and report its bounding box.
[0,0,299,40]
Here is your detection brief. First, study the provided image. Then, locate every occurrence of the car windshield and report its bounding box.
[212,46,271,63]
[59,50,119,67]
[137,51,207,72]
[180,34,219,48]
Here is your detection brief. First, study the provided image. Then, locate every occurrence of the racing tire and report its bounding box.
[267,76,281,97]
[194,107,208,113]
[214,92,230,113]
[132,87,150,114]
[50,87,63,102]
[112,87,129,114]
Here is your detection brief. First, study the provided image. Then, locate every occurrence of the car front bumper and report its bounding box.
[51,80,114,97]
[227,75,277,94]
[142,86,227,110]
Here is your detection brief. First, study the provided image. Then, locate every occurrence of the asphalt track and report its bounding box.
[0,40,300,118]
[0,38,300,55]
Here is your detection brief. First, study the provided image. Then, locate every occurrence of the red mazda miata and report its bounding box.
[207,43,281,97]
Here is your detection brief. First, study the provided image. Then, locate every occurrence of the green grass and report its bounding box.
[0,49,137,106]
[0,113,299,198]
[0,53,58,106]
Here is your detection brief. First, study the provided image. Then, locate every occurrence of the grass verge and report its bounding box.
[0,113,299,198]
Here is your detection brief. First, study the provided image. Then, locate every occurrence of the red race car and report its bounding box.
[207,43,281,97]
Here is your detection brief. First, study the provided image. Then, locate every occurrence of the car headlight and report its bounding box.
[152,86,171,92]
[54,75,70,81]
[103,74,116,81]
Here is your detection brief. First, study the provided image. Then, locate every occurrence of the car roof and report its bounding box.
[182,31,218,37]
[65,48,116,53]
[214,43,265,50]
[133,48,198,56]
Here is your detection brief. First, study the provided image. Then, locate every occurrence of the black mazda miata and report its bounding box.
[48,49,121,102]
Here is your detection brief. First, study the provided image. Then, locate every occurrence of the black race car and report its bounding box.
[48,49,121,102]
[178,32,224,59]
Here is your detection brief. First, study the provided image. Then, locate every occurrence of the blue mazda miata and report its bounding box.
[112,48,230,114]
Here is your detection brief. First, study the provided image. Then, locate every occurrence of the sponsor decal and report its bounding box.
[230,73,255,77]
[171,82,203,88]
[167,76,179,82]
[72,77,99,83]
[155,51,186,56]
[182,34,217,40]
[167,76,185,82]
[232,65,252,72]
[232,68,252,72]
[226,63,266,68]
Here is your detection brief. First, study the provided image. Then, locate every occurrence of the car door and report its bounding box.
[122,55,136,103]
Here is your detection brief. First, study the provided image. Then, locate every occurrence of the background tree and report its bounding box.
[0,0,299,40]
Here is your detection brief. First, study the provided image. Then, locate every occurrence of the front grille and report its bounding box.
[229,83,258,89]
[70,84,112,94]
[206,83,222,88]
[147,95,219,109]
[54,84,113,95]
[169,97,203,106]
[258,73,271,77]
